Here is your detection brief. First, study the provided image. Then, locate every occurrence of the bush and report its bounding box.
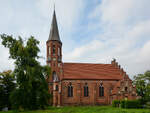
[124,100,141,108]
[112,100,120,107]
[112,99,142,108]
[138,98,146,105]
[146,102,150,109]
[120,100,125,108]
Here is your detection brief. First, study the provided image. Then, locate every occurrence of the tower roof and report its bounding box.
[48,10,61,42]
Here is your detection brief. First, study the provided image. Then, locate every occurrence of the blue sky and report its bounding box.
[0,0,150,79]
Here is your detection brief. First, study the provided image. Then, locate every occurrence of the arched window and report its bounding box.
[125,87,128,92]
[52,71,59,82]
[84,83,89,97]
[58,47,60,56]
[56,85,58,91]
[99,84,104,97]
[53,45,56,55]
[68,83,73,97]
[49,46,51,55]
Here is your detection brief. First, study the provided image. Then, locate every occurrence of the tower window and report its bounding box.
[53,45,56,55]
[52,71,59,82]
[49,46,51,55]
[99,84,104,97]
[47,56,51,62]
[68,83,73,97]
[58,47,60,56]
[84,83,89,97]
[56,85,58,91]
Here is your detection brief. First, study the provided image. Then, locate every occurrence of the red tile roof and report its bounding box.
[63,63,123,80]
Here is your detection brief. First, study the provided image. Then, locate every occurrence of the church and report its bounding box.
[46,10,138,106]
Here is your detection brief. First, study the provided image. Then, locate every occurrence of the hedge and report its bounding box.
[124,100,141,108]
[112,100,142,108]
[120,100,125,108]
[112,100,120,107]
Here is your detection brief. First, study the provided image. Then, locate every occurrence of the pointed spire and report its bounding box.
[48,9,61,43]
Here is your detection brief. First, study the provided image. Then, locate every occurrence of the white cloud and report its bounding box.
[36,0,84,31]
[64,40,105,61]
[0,0,150,79]
[100,0,150,25]
[0,1,14,33]
[137,41,150,67]
[0,38,14,71]
[0,0,85,71]
[64,0,150,78]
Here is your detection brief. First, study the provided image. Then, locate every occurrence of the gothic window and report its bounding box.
[58,47,60,56]
[53,45,56,55]
[47,56,51,62]
[52,71,59,82]
[49,46,51,55]
[56,85,58,91]
[68,83,73,97]
[99,84,104,97]
[84,83,89,97]
[125,87,128,92]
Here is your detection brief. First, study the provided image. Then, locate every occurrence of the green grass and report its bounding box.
[0,106,150,113]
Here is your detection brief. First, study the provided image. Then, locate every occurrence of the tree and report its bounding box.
[0,34,51,110]
[133,70,150,103]
[0,70,16,110]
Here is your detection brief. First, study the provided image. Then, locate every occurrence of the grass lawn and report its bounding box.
[0,106,150,113]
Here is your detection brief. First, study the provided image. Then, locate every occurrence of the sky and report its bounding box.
[0,0,150,79]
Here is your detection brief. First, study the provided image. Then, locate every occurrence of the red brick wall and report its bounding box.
[61,80,118,105]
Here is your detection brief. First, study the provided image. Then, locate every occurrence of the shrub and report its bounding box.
[112,99,142,108]
[112,100,120,107]
[146,102,150,109]
[138,98,146,105]
[124,100,141,108]
[120,100,125,108]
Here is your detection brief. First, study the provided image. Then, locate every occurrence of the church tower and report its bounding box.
[46,10,62,106]
[47,10,62,80]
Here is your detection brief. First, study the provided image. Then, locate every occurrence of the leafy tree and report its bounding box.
[0,70,16,110]
[133,70,150,103]
[0,34,51,110]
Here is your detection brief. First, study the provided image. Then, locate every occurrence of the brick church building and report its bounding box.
[46,10,138,106]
